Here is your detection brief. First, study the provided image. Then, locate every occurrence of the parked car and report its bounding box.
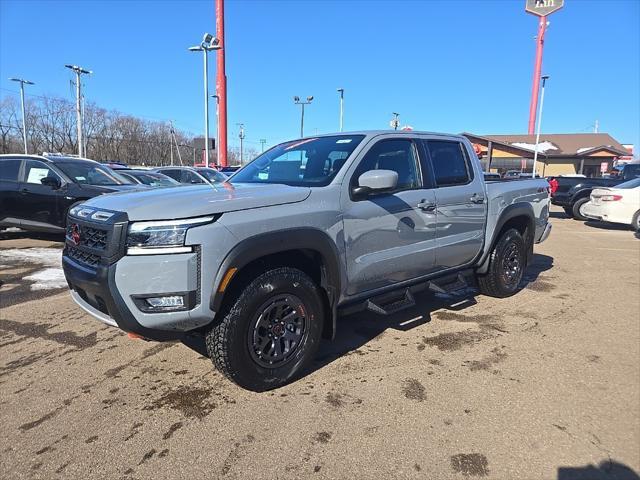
[62,131,551,391]
[153,166,227,185]
[503,170,521,179]
[551,164,640,220]
[118,169,181,188]
[220,165,241,174]
[582,177,640,231]
[0,154,144,233]
[103,162,130,170]
[483,172,501,181]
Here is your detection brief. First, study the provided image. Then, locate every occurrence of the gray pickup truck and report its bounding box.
[62,131,551,391]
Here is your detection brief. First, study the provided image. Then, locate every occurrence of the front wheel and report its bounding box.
[206,267,324,391]
[477,228,526,298]
[632,210,640,232]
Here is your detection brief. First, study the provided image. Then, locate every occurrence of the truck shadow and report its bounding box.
[557,460,640,480]
[310,253,554,375]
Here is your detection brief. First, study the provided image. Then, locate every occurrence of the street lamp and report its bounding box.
[64,64,92,157]
[9,77,34,154]
[391,112,400,130]
[237,123,245,165]
[532,75,550,179]
[189,33,221,167]
[211,94,220,166]
[337,88,344,132]
[293,96,313,138]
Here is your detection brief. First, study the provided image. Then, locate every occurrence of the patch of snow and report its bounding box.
[577,147,595,154]
[0,248,64,291]
[23,268,67,290]
[511,141,558,153]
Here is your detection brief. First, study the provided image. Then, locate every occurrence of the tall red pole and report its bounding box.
[216,0,228,167]
[527,15,547,135]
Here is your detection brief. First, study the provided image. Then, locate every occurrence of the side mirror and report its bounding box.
[41,176,61,189]
[352,169,398,199]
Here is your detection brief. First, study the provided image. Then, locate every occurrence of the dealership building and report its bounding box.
[463,132,633,177]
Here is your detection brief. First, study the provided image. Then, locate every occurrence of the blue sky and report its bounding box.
[1,0,639,153]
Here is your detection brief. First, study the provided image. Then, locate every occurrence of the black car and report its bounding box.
[153,166,228,185]
[0,154,144,233]
[118,169,181,187]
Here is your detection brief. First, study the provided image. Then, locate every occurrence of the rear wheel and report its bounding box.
[477,228,526,298]
[632,210,640,232]
[206,267,324,391]
[571,197,590,221]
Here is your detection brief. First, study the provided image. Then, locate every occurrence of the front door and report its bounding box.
[342,138,437,295]
[19,159,65,229]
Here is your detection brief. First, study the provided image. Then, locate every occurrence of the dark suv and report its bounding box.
[0,154,143,233]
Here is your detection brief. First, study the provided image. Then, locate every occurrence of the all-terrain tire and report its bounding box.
[571,197,590,221]
[477,228,526,298]
[206,267,324,392]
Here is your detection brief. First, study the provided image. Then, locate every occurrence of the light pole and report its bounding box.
[64,65,91,157]
[237,123,245,164]
[211,94,220,165]
[189,33,221,168]
[337,88,344,132]
[293,96,313,138]
[532,75,549,179]
[260,139,266,153]
[9,77,34,154]
[391,112,400,130]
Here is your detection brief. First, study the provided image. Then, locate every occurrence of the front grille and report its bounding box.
[66,224,108,250]
[66,245,101,267]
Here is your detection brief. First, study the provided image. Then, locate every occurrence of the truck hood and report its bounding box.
[80,182,312,221]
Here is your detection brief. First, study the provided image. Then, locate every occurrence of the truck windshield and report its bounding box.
[56,161,132,186]
[230,135,365,187]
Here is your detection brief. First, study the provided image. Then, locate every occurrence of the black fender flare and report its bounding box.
[209,228,343,337]
[476,202,536,275]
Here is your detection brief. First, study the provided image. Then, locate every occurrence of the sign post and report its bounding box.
[525,0,564,134]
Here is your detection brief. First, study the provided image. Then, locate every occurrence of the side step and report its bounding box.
[427,273,469,295]
[366,289,416,316]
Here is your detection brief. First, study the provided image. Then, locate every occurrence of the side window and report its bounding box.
[425,140,472,187]
[24,160,60,185]
[351,139,421,192]
[182,170,205,184]
[0,159,22,182]
[160,169,181,181]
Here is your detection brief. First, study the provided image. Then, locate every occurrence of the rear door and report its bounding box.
[421,139,487,269]
[0,158,23,225]
[342,137,438,295]
[18,159,66,229]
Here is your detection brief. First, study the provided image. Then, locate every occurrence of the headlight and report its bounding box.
[126,216,214,255]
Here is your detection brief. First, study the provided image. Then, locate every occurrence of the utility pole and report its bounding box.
[216,0,228,167]
[594,120,599,133]
[260,138,266,153]
[337,88,344,132]
[65,65,92,157]
[211,95,220,165]
[237,123,245,164]
[532,75,550,179]
[293,96,313,138]
[9,77,34,154]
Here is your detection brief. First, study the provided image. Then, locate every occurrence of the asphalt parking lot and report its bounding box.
[1,207,639,480]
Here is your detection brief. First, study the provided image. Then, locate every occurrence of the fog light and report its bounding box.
[145,296,184,309]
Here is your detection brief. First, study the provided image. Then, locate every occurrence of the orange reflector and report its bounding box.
[218,267,238,292]
[127,332,143,340]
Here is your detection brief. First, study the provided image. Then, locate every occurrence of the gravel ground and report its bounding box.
[1,208,639,479]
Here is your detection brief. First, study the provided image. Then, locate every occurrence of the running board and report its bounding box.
[427,273,469,295]
[366,289,416,316]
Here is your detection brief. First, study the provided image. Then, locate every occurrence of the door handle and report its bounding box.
[417,199,436,212]
[20,188,29,194]
[470,193,485,204]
